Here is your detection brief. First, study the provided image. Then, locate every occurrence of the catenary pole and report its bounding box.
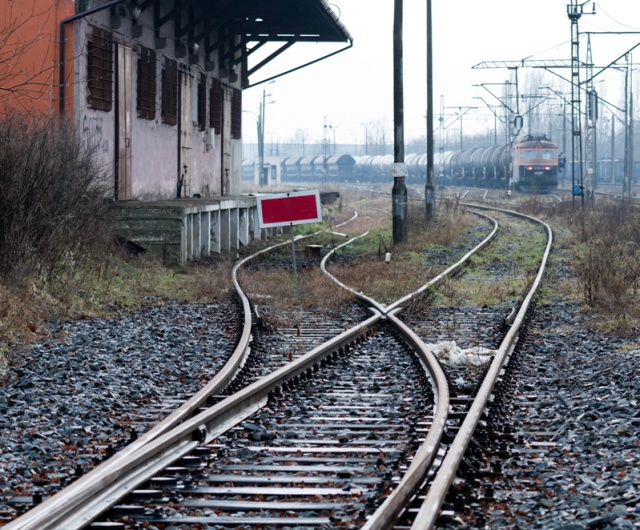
[392,0,407,244]
[425,0,435,221]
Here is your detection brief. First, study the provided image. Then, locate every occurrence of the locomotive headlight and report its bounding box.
[544,166,551,171]
[527,166,533,171]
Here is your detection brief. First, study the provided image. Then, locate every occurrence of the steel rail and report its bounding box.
[385,210,497,313]
[593,189,640,205]
[320,211,498,315]
[54,202,462,530]
[318,210,498,529]
[27,310,383,530]
[6,213,360,530]
[4,240,257,530]
[316,211,498,528]
[360,308,449,530]
[6,204,509,530]
[410,207,553,529]
[319,230,388,314]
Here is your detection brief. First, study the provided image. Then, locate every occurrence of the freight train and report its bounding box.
[243,135,561,193]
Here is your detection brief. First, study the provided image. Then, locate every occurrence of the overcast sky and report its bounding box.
[241,0,640,149]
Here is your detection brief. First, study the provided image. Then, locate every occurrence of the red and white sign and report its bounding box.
[257,190,323,229]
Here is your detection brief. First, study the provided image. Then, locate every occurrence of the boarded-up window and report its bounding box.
[161,58,178,126]
[87,27,113,111]
[231,87,241,139]
[197,74,207,131]
[209,77,222,133]
[137,46,156,120]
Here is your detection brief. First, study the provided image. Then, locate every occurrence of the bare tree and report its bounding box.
[0,2,55,111]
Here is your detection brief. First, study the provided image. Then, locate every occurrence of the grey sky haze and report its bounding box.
[241,0,640,150]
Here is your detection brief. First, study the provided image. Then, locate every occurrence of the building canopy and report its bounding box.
[108,0,353,87]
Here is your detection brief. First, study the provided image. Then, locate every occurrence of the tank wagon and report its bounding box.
[350,136,558,193]
[256,135,559,193]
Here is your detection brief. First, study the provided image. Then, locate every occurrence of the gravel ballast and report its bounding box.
[473,300,640,530]
[0,298,241,522]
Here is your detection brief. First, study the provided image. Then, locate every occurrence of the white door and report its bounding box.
[178,71,192,198]
[221,85,232,196]
[117,44,132,200]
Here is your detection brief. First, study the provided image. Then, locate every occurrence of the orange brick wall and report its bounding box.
[0,0,75,116]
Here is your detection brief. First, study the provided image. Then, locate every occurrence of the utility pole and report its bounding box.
[424,0,435,221]
[323,116,329,187]
[623,53,634,198]
[361,122,370,155]
[610,115,615,183]
[584,33,598,194]
[541,85,573,187]
[563,101,568,187]
[258,81,275,186]
[392,0,407,244]
[259,88,266,186]
[439,95,444,188]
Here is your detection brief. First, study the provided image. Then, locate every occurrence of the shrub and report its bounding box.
[562,202,640,311]
[0,113,112,283]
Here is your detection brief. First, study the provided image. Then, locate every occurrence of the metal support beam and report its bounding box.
[584,33,596,194]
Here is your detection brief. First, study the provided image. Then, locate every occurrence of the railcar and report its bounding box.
[289,155,357,181]
[407,137,556,192]
[297,156,317,181]
[325,154,356,179]
[282,156,302,180]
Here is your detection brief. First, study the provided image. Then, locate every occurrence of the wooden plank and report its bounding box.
[219,464,368,473]
[144,515,332,525]
[246,446,403,454]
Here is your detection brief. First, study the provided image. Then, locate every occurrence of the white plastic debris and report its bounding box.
[427,341,495,367]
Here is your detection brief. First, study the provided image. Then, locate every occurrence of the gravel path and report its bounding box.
[0,297,241,523]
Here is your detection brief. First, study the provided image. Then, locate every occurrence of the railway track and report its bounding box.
[112,327,435,528]
[4,204,552,530]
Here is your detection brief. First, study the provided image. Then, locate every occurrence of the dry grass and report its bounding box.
[324,201,481,304]
[325,192,393,236]
[545,200,640,336]
[237,266,357,329]
[5,183,636,368]
[0,253,235,352]
[235,190,481,317]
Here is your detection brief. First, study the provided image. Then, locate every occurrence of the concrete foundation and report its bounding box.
[111,196,279,265]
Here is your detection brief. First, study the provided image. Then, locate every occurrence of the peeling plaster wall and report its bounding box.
[73,5,240,202]
[74,20,116,190]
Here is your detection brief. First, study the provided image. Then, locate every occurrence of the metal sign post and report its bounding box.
[290,224,300,298]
